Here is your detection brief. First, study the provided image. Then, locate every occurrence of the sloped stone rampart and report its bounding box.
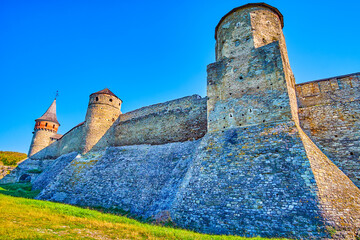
[297,73,360,188]
[32,152,79,191]
[32,121,360,238]
[36,140,200,218]
[0,158,55,184]
[0,165,15,180]
[298,127,360,238]
[171,122,327,239]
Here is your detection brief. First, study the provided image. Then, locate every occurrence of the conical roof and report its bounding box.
[90,88,121,100]
[36,99,60,125]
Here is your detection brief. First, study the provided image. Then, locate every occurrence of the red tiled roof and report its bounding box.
[90,88,120,100]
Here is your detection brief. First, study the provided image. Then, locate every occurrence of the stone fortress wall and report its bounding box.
[30,95,207,159]
[297,73,360,187]
[3,3,360,239]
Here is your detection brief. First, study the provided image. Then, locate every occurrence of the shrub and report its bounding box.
[0,151,27,166]
[27,169,43,174]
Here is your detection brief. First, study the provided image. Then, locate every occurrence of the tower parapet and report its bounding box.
[28,99,61,157]
[83,88,122,153]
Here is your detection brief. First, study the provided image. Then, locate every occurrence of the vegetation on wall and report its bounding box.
[0,151,27,166]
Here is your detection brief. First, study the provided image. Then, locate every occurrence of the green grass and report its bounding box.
[27,169,43,174]
[0,151,27,166]
[0,183,41,198]
[0,185,285,240]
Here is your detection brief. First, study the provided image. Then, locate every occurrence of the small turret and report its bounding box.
[28,98,61,157]
[83,88,122,153]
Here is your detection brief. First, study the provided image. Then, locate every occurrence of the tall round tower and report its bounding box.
[83,88,122,153]
[207,3,298,132]
[28,98,60,157]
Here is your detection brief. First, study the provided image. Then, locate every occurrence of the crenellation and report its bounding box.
[296,72,360,108]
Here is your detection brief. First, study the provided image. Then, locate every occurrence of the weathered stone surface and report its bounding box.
[0,165,15,180]
[3,2,360,239]
[30,95,207,160]
[297,73,360,188]
[36,141,200,217]
[0,158,55,184]
[32,152,78,190]
[172,122,327,239]
[35,122,360,238]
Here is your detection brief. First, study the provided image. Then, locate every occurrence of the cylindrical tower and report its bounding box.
[28,99,60,157]
[83,88,122,153]
[207,3,298,132]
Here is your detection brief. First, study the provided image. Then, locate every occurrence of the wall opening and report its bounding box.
[19,174,31,183]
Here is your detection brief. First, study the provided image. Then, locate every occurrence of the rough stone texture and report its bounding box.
[0,165,15,180]
[36,141,200,218]
[4,3,360,239]
[58,124,85,156]
[35,122,360,238]
[28,129,59,157]
[208,6,297,133]
[28,95,206,160]
[83,92,122,153]
[32,152,78,190]
[298,127,360,238]
[94,95,207,149]
[0,158,55,184]
[172,122,327,239]
[297,73,360,188]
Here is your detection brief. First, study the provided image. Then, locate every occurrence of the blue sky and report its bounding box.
[1,0,359,153]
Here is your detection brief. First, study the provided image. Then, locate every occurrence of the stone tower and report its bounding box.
[207,3,298,132]
[83,88,122,153]
[173,3,360,238]
[28,98,60,157]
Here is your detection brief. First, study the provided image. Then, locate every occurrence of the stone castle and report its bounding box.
[2,3,360,239]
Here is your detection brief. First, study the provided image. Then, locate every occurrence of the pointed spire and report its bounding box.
[36,99,60,125]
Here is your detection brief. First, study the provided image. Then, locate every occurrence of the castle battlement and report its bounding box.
[296,72,360,107]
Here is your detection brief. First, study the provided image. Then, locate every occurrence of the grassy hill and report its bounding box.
[0,185,283,240]
[0,151,27,166]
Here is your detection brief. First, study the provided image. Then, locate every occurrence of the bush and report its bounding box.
[27,169,43,174]
[0,151,27,166]
[0,183,40,198]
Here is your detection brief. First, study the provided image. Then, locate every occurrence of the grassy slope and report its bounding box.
[0,151,27,166]
[0,191,284,240]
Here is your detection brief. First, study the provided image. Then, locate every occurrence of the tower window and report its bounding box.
[109,98,113,102]
[96,97,99,101]
[53,124,55,128]
[45,123,48,127]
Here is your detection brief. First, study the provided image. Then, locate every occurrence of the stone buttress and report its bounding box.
[171,3,360,238]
